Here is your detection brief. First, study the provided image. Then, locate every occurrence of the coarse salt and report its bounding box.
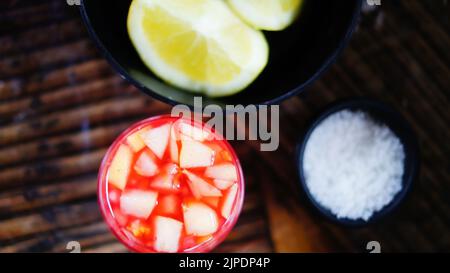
[303,110,405,221]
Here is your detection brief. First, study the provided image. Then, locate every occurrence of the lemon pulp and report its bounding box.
[128,0,269,97]
[227,0,303,31]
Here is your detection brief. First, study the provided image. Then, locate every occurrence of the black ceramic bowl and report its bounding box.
[80,0,362,108]
[296,98,420,227]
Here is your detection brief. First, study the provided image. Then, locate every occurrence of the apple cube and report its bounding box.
[108,144,133,190]
[120,190,158,219]
[205,163,238,182]
[183,201,219,236]
[221,183,238,219]
[169,124,179,163]
[134,150,158,177]
[126,131,145,152]
[179,139,215,168]
[150,173,178,193]
[164,163,179,175]
[183,170,222,199]
[178,122,211,141]
[140,124,171,159]
[154,216,183,253]
[212,179,234,190]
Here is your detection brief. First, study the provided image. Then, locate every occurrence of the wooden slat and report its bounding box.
[0,76,130,121]
[0,121,129,166]
[0,149,106,189]
[0,19,85,56]
[0,39,98,79]
[0,1,76,34]
[0,96,167,147]
[0,0,448,253]
[0,59,113,101]
[0,221,111,253]
[0,175,97,215]
[0,201,101,241]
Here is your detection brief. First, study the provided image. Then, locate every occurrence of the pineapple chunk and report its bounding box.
[213,179,235,190]
[140,124,171,159]
[183,170,222,199]
[179,139,215,168]
[134,150,158,177]
[108,144,133,190]
[150,174,176,193]
[178,122,211,141]
[169,124,179,163]
[205,163,238,181]
[120,190,158,219]
[127,131,145,152]
[183,201,219,236]
[154,216,183,253]
[221,183,238,219]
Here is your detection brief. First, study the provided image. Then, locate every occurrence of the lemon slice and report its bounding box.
[227,0,303,31]
[127,0,269,97]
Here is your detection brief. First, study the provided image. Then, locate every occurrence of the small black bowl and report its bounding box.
[80,0,362,108]
[296,98,420,227]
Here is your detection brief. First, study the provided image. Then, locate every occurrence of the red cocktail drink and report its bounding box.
[98,116,244,253]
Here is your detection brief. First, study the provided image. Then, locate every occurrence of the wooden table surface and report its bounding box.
[0,0,448,253]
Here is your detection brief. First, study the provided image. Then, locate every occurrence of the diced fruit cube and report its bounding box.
[180,139,215,168]
[207,144,231,163]
[183,201,219,236]
[140,124,171,159]
[150,173,178,193]
[178,122,211,141]
[205,163,238,181]
[169,124,179,163]
[207,143,223,155]
[213,179,235,190]
[108,144,133,190]
[221,183,238,219]
[154,216,183,253]
[156,194,181,216]
[127,131,145,152]
[183,170,222,199]
[164,163,179,175]
[120,190,158,219]
[203,197,220,208]
[134,150,158,177]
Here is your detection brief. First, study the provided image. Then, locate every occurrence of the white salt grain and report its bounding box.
[303,110,405,221]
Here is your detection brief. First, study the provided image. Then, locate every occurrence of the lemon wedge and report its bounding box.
[227,0,303,31]
[127,0,269,97]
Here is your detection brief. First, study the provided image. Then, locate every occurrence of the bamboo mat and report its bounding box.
[0,0,449,253]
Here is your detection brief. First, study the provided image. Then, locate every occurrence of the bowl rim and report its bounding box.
[79,0,363,108]
[295,97,420,227]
